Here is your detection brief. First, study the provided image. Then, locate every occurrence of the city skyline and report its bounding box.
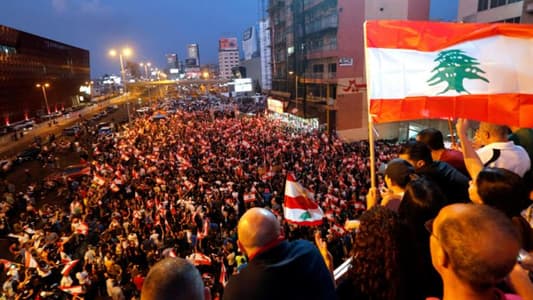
[0,0,457,78]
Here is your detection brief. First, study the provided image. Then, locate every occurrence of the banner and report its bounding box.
[365,20,533,127]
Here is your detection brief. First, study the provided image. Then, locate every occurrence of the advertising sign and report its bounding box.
[219,37,238,51]
[267,98,284,113]
[234,78,253,93]
[185,58,198,67]
[339,57,353,66]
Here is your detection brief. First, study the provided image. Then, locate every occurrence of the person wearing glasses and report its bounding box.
[427,203,528,300]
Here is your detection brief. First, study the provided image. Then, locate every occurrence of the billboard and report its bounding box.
[267,98,284,114]
[242,26,259,60]
[185,58,198,67]
[234,78,253,93]
[219,37,238,51]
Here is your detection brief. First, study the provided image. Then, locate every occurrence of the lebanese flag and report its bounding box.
[283,173,324,226]
[219,263,228,287]
[330,223,346,236]
[197,218,209,239]
[61,259,79,276]
[110,183,120,193]
[187,252,212,266]
[184,180,195,191]
[243,192,256,203]
[74,221,89,235]
[92,174,106,186]
[24,251,38,268]
[365,20,533,127]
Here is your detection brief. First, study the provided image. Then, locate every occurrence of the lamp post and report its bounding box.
[289,71,299,113]
[139,62,151,80]
[36,83,51,124]
[109,47,132,124]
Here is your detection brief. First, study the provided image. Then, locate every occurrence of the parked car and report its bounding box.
[16,147,41,163]
[105,105,119,113]
[0,159,14,175]
[97,121,114,130]
[98,126,113,136]
[62,125,81,136]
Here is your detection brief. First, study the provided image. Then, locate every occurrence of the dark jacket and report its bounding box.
[417,161,470,204]
[223,240,337,300]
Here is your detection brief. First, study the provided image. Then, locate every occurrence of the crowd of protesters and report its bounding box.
[0,96,399,299]
[1,94,532,300]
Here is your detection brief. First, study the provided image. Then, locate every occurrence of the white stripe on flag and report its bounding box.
[368,36,533,99]
[283,207,323,225]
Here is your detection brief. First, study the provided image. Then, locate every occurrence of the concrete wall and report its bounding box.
[408,0,431,20]
[240,57,262,91]
[457,0,478,21]
[458,0,523,22]
[523,0,533,23]
[365,0,409,19]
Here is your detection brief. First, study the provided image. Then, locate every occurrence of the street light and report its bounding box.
[139,62,151,80]
[36,83,51,123]
[109,47,132,93]
[109,47,133,124]
[289,71,299,103]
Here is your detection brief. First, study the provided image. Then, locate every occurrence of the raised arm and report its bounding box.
[456,118,484,180]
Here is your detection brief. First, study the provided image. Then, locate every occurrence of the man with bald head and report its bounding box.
[429,204,522,299]
[141,257,210,300]
[474,121,530,177]
[223,207,336,300]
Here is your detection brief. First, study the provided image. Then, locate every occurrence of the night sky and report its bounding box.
[0,0,458,78]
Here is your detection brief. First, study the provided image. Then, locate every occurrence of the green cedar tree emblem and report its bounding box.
[427,49,489,95]
[299,211,311,221]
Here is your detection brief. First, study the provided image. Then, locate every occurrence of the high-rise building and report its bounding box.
[218,37,240,80]
[0,24,90,123]
[268,0,429,139]
[166,53,178,69]
[242,26,259,60]
[187,43,200,66]
[240,25,262,92]
[458,0,524,23]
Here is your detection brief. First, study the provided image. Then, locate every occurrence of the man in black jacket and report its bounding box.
[223,207,336,300]
[399,141,470,204]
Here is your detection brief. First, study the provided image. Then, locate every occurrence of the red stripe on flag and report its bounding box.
[285,218,323,226]
[284,195,320,209]
[366,20,533,51]
[370,94,533,127]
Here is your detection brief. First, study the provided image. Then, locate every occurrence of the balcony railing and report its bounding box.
[300,72,336,80]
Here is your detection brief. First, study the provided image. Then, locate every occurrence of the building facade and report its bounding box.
[240,25,262,92]
[523,0,533,22]
[187,43,200,66]
[259,19,273,91]
[458,0,524,23]
[0,25,90,124]
[218,37,240,80]
[267,0,429,139]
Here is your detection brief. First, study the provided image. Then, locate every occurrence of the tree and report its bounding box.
[427,49,489,94]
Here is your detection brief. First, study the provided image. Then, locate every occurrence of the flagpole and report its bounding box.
[363,21,377,189]
[447,118,456,148]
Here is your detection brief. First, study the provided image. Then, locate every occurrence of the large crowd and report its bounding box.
[0,96,401,299]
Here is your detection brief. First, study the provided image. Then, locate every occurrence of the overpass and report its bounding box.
[127,78,232,88]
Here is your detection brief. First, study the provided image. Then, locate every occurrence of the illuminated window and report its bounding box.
[0,45,16,55]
